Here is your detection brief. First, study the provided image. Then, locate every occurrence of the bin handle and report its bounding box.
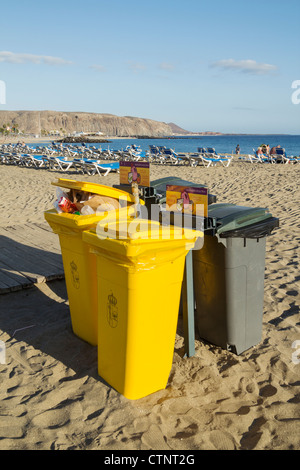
[51,225,81,237]
[219,217,279,239]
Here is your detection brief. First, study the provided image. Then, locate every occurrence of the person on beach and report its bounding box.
[260,144,268,154]
[235,144,240,155]
[270,145,281,155]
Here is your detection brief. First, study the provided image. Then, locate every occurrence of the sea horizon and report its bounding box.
[23,133,300,157]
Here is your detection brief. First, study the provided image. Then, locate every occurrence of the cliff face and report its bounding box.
[0,110,173,137]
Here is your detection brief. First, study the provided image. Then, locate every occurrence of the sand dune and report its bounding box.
[0,159,299,450]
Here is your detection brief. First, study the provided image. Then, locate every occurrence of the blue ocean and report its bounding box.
[33,134,300,157]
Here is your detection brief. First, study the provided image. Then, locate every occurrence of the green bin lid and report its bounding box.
[208,203,273,234]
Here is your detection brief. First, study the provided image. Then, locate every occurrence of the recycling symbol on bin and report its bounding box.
[107,292,118,328]
[70,261,80,289]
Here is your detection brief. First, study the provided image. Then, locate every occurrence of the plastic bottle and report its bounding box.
[53,200,63,213]
[96,203,115,214]
[132,182,140,218]
[81,205,95,215]
[56,187,69,199]
[53,187,69,213]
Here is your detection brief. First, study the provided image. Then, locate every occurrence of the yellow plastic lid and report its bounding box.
[51,178,144,205]
[94,218,203,242]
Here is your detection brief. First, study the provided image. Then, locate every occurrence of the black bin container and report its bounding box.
[193,203,279,354]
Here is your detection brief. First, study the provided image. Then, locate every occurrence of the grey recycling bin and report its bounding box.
[193,203,279,355]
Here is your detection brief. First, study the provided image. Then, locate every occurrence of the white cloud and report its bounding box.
[0,51,72,66]
[127,61,147,72]
[211,59,278,75]
[89,64,106,72]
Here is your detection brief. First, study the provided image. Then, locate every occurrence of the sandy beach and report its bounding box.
[0,157,299,451]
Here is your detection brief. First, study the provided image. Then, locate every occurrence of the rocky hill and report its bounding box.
[167,122,192,135]
[167,122,223,136]
[0,110,173,137]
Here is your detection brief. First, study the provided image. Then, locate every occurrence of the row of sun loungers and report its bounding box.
[147,145,233,167]
[238,148,299,164]
[1,143,298,175]
[0,143,234,170]
[0,142,119,161]
[0,150,120,176]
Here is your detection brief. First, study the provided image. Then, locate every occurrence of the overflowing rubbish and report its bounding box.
[53,182,123,215]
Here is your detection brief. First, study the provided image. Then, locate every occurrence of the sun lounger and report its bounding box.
[48,156,75,172]
[71,158,86,173]
[259,154,275,163]
[41,155,52,168]
[130,150,149,161]
[174,153,192,165]
[81,160,120,176]
[273,147,285,162]
[250,149,276,164]
[20,154,46,168]
[280,154,299,164]
[206,147,218,156]
[186,153,205,166]
[148,145,162,162]
[6,153,20,165]
[206,147,233,161]
[198,153,232,167]
[100,148,122,160]
[157,147,188,165]
[160,148,179,164]
[249,151,264,163]
[0,152,11,164]
[191,148,232,167]
[273,148,298,164]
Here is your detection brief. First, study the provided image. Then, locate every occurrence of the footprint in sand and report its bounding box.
[0,415,28,439]
[141,424,170,450]
[32,408,70,430]
[239,416,267,450]
[208,430,236,450]
[259,384,277,398]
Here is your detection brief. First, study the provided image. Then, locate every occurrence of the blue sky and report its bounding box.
[0,0,299,134]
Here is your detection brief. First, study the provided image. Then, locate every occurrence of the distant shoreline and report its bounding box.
[1,133,298,145]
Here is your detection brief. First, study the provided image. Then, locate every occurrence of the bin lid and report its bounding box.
[96,218,203,241]
[51,178,143,204]
[151,176,208,191]
[219,216,279,239]
[207,203,274,234]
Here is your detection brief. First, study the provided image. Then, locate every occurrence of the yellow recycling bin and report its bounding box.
[44,178,143,346]
[82,218,202,399]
